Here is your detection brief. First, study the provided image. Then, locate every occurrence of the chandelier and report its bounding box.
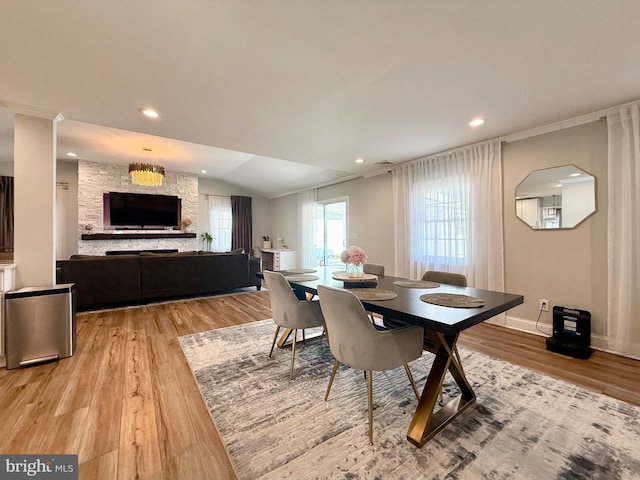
[128,163,165,187]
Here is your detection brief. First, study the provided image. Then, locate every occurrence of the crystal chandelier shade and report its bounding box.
[128,163,165,187]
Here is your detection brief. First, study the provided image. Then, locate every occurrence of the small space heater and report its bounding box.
[545,306,592,359]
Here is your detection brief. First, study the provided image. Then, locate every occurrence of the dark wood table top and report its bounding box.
[270,267,524,336]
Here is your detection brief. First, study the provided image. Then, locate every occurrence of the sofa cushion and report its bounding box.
[199,252,250,293]
[139,254,201,300]
[57,256,141,308]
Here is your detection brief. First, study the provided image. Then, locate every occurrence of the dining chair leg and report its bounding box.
[302,328,306,345]
[403,363,420,401]
[269,325,281,358]
[367,370,374,445]
[325,359,340,401]
[290,329,298,380]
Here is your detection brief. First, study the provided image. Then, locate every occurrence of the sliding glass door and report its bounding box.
[314,199,347,268]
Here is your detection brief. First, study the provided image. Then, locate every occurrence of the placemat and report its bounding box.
[331,272,378,282]
[283,274,319,282]
[348,288,398,301]
[283,268,317,274]
[394,280,440,289]
[420,293,485,308]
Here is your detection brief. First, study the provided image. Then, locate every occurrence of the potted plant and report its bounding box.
[262,235,271,249]
[201,232,213,251]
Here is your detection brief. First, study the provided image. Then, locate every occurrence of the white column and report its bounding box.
[11,106,62,287]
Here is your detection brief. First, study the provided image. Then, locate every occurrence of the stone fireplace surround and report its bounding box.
[77,160,199,255]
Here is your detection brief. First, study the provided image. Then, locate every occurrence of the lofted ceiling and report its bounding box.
[1,1,639,198]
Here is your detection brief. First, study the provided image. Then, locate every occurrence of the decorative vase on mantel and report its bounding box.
[346,262,364,278]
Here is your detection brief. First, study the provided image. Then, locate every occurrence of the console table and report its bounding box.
[260,248,297,271]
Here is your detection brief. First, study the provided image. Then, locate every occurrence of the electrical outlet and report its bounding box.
[539,299,549,312]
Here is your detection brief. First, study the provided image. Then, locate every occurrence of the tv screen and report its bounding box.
[103,192,181,230]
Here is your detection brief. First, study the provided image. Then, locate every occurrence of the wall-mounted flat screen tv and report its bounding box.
[103,192,181,230]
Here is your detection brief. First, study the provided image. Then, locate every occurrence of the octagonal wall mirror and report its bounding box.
[515,165,596,229]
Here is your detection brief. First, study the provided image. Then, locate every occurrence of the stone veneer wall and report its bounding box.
[77,160,199,255]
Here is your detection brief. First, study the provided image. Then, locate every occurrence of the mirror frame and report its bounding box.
[515,164,596,230]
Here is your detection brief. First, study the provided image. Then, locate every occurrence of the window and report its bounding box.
[416,178,468,266]
[208,196,232,251]
[393,140,503,288]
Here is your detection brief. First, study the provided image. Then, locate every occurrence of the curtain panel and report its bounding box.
[0,176,14,253]
[606,102,640,358]
[231,195,252,254]
[393,141,504,291]
[207,195,232,252]
[298,188,317,268]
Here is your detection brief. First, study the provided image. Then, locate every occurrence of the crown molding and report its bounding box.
[0,101,63,122]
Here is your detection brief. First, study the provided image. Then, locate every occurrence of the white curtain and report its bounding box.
[393,140,504,291]
[606,102,640,358]
[298,188,317,268]
[207,195,232,252]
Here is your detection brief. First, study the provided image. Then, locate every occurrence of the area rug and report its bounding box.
[179,320,640,480]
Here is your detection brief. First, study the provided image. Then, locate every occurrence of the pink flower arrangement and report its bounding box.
[340,245,367,265]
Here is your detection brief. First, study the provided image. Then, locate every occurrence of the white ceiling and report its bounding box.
[1,1,639,198]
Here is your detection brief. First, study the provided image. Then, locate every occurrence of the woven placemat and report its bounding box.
[283,268,317,274]
[394,280,440,289]
[331,272,378,282]
[420,293,485,308]
[348,288,398,301]
[284,274,319,282]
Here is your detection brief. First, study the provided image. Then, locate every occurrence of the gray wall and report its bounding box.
[266,121,611,350]
[502,120,608,344]
[317,173,394,271]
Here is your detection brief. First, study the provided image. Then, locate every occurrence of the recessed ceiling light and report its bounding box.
[201,170,207,174]
[66,152,77,157]
[570,173,581,177]
[469,117,486,127]
[555,183,563,187]
[139,108,159,118]
[355,158,365,164]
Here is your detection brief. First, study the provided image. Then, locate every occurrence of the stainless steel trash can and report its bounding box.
[4,283,76,369]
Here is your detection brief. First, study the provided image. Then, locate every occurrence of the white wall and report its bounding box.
[197,177,270,252]
[0,162,13,176]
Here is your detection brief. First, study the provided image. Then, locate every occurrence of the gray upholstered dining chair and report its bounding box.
[362,263,385,323]
[421,270,467,288]
[263,270,325,380]
[317,285,423,445]
[363,263,385,276]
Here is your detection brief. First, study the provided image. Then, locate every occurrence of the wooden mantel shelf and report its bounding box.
[81,232,197,241]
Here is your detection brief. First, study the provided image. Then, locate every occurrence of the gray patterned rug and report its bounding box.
[179,320,640,480]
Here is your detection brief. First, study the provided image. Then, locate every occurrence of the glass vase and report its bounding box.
[347,263,364,278]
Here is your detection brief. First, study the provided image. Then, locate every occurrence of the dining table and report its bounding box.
[262,266,524,448]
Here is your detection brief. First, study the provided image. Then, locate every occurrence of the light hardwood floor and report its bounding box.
[0,290,638,480]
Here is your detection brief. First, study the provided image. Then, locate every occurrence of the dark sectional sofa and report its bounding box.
[56,250,262,310]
